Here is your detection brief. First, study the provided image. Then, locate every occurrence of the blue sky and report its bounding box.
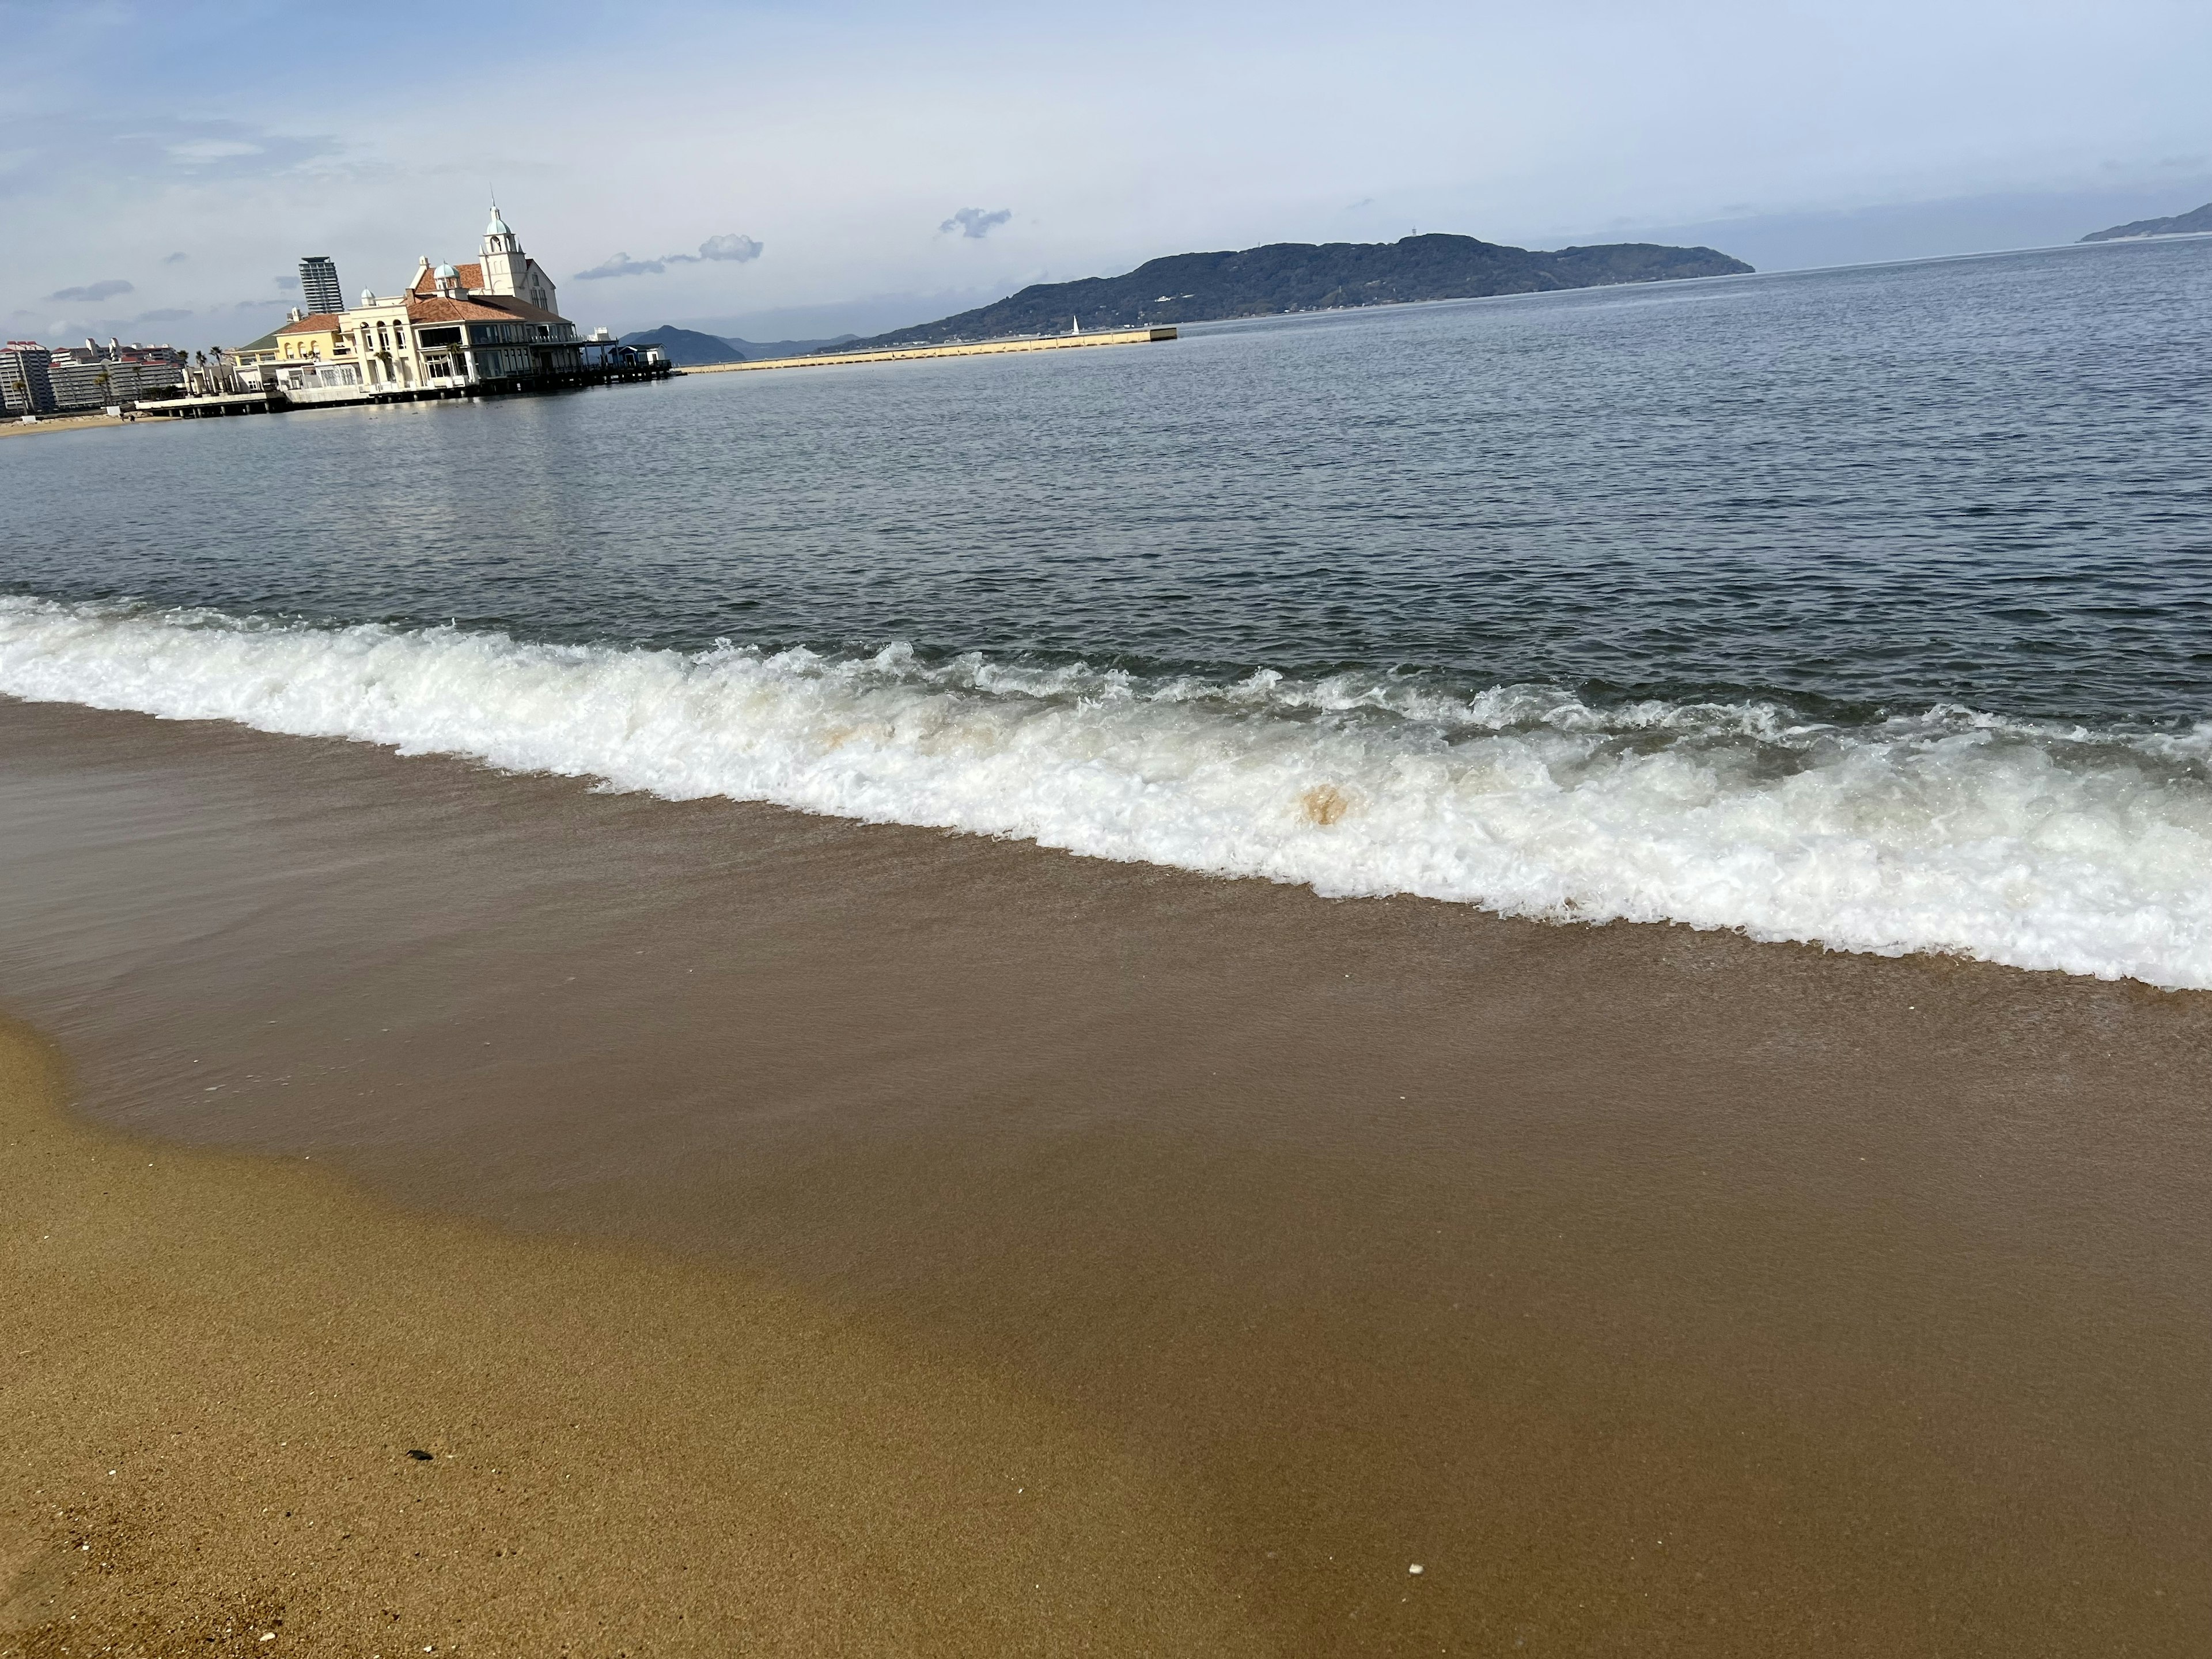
[2,0,2206,348]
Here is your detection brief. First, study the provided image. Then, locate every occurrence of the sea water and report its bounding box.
[3,238,2207,987]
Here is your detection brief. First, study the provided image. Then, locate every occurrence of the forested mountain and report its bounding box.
[620,325,861,364]
[2080,202,2212,242]
[838,234,1752,349]
[620,326,745,365]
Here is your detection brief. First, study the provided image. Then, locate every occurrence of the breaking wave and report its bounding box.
[2,595,2207,990]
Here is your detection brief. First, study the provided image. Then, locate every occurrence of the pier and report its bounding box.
[137,356,671,421]
[137,391,279,419]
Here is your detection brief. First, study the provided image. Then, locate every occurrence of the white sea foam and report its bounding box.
[3,595,2207,990]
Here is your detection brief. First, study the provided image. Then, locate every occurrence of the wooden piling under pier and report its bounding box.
[684,327,1178,375]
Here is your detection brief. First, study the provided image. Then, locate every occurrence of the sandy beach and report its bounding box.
[0,1016,1256,1656]
[2,693,2207,1654]
[0,414,136,441]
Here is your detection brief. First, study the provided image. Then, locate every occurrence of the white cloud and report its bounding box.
[696,233,762,263]
[575,252,668,280]
[941,208,1012,239]
[575,234,762,279]
[47,278,133,302]
[166,138,263,163]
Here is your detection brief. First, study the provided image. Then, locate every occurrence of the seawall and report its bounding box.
[681,326,1177,374]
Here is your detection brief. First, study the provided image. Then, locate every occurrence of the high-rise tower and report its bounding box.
[298,256,343,316]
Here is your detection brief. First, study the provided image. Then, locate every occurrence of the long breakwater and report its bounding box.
[683,326,1177,374]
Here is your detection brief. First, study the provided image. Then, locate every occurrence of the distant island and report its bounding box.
[619,324,859,366]
[2080,202,2212,243]
[837,233,1753,349]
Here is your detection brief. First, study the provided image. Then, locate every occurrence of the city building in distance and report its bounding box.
[297,255,344,316]
[5,337,183,414]
[2,342,56,414]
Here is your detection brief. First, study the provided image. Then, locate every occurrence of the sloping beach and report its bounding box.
[0,1011,1257,1656]
[3,693,2206,1655]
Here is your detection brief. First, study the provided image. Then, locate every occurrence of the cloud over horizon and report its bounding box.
[575,233,763,281]
[47,279,134,303]
[941,207,1012,239]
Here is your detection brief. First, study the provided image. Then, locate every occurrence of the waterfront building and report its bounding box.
[406,281,580,387]
[39,339,184,409]
[266,310,363,398]
[400,206,581,384]
[178,349,251,397]
[411,203,561,316]
[233,331,284,378]
[221,204,626,408]
[2,341,55,414]
[293,205,581,398]
[340,291,425,391]
[298,255,344,316]
[274,309,349,363]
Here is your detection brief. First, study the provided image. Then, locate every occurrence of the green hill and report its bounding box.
[620,325,861,365]
[837,233,1753,349]
[620,326,745,365]
[2081,202,2212,243]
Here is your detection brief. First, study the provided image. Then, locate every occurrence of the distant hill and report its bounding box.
[621,326,745,365]
[736,333,860,360]
[621,325,861,365]
[835,234,1753,349]
[2080,202,2212,243]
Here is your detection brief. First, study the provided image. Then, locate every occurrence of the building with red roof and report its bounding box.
[249,203,593,402]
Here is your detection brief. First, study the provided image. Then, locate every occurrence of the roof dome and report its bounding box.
[434,263,459,278]
[486,204,513,237]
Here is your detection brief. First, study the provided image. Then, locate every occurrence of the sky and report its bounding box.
[2,0,2207,349]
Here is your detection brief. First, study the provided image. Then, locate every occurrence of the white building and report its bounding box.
[260,204,583,403]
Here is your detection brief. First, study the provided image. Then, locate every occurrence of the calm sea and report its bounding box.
[5,238,2209,986]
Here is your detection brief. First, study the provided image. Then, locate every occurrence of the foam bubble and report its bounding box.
[2,596,2206,990]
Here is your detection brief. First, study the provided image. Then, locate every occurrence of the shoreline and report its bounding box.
[3,694,2208,1653]
[1,595,2198,992]
[0,412,135,440]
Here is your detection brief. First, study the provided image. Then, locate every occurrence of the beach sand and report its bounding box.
[0,1020,1258,1656]
[2,694,2207,1654]
[0,414,135,441]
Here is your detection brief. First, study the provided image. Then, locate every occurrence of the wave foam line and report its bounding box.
[2,597,2208,990]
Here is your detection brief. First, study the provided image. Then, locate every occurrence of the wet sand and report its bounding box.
[2,694,2207,1654]
[0,1020,1254,1656]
